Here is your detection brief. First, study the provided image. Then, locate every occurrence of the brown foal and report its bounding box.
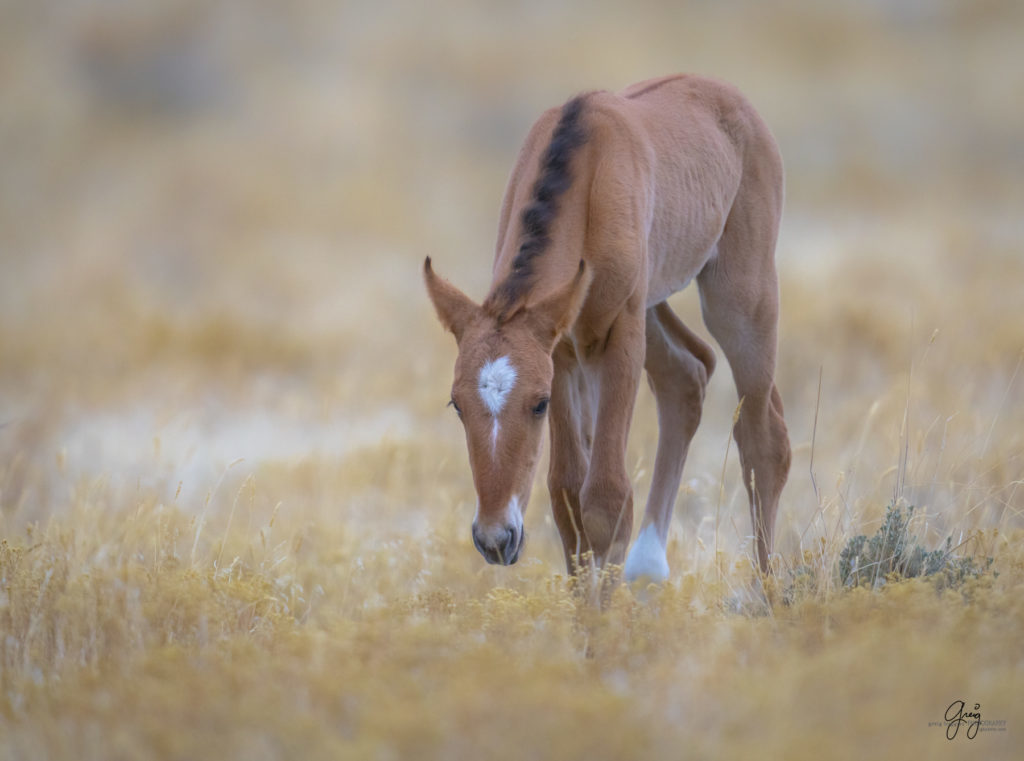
[425,74,791,580]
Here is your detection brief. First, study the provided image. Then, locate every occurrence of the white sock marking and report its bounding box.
[624,523,669,583]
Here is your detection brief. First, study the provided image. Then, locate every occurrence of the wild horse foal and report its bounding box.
[425,75,791,581]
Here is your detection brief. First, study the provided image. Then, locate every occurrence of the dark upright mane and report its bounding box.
[486,94,590,320]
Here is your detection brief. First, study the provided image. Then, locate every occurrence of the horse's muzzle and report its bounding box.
[472,522,523,565]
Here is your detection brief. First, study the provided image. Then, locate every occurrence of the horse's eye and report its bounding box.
[448,398,462,418]
[532,398,549,417]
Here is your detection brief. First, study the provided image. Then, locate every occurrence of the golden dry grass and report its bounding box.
[2,1,1023,759]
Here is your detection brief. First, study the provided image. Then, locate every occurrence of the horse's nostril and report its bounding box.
[503,526,522,564]
[472,526,488,558]
[471,523,523,565]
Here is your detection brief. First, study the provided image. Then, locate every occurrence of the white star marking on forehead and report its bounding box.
[478,356,517,416]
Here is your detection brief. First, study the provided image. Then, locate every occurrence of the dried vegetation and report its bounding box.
[1,1,1023,759]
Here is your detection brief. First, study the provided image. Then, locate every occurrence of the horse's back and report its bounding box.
[610,75,783,305]
[618,74,781,188]
[492,75,783,324]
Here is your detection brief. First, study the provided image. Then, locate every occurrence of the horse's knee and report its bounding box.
[734,390,790,491]
[580,474,633,562]
[680,353,710,408]
[760,392,791,478]
[651,351,708,431]
[771,408,792,485]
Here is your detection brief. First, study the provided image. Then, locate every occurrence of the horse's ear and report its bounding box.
[424,257,479,343]
[525,260,592,350]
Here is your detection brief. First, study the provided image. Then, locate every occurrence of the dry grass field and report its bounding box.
[2,1,1023,759]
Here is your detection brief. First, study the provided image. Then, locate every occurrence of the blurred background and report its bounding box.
[1,0,1022,559]
[1,3,1023,758]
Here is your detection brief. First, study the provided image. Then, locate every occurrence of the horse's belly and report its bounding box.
[644,215,720,307]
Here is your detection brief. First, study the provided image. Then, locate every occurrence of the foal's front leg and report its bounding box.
[547,341,594,573]
[578,304,646,568]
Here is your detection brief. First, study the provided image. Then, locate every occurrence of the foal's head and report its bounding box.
[424,257,589,565]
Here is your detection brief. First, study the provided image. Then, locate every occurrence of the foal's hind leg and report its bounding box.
[624,302,716,583]
[697,192,791,574]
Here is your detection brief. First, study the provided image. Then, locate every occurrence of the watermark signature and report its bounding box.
[928,700,1008,740]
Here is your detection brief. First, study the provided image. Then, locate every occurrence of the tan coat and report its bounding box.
[426,74,790,578]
